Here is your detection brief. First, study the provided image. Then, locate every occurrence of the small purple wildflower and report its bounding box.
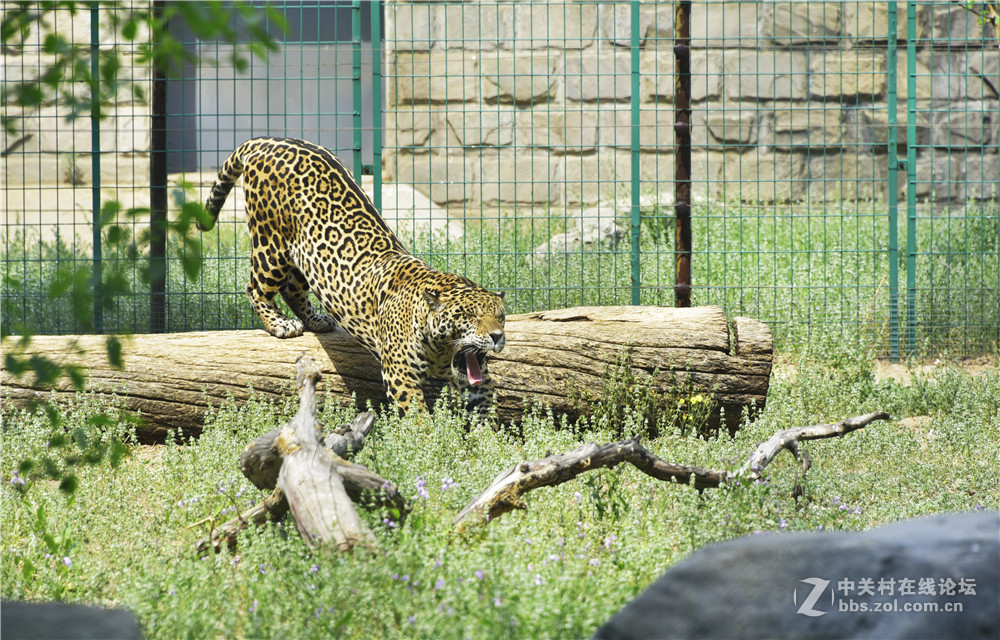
[9,471,25,486]
[415,477,429,499]
[62,557,72,568]
[441,476,456,491]
[779,518,788,530]
[249,600,258,613]
[474,570,484,580]
[434,577,446,590]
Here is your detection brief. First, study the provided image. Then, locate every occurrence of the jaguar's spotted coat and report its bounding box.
[199,137,506,416]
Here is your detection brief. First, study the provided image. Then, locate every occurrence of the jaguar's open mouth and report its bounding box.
[453,347,487,386]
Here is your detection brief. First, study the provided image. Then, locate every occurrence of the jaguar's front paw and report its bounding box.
[304,314,338,333]
[266,318,306,338]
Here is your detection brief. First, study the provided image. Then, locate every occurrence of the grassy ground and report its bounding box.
[2,346,998,639]
[2,198,998,636]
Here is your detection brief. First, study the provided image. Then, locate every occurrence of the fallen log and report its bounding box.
[453,412,891,528]
[0,305,772,442]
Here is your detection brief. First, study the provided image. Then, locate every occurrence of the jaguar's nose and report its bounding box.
[490,330,506,352]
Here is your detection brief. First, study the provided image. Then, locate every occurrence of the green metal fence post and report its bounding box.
[629,0,641,306]
[905,0,918,355]
[351,0,363,179]
[90,6,103,334]
[370,1,383,212]
[887,1,900,362]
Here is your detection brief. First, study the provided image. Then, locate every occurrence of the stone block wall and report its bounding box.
[1,4,152,186]
[382,1,999,214]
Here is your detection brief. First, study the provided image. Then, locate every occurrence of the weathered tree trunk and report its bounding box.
[201,411,407,553]
[0,305,772,442]
[271,356,376,552]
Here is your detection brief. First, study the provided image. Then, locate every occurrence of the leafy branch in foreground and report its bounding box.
[1,0,286,501]
[1,1,287,135]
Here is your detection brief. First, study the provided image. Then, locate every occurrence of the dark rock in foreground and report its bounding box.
[594,511,999,640]
[1,601,140,640]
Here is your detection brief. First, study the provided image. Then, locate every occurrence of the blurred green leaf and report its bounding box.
[72,427,91,450]
[109,439,127,468]
[106,336,124,369]
[178,237,203,282]
[59,474,79,496]
[4,353,28,377]
[121,17,137,40]
[66,364,85,392]
[29,354,62,387]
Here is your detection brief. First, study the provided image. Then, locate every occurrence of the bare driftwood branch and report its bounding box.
[275,355,377,552]
[454,412,892,528]
[201,450,409,554]
[241,412,377,491]
[201,385,404,553]
[198,488,289,554]
[737,411,891,479]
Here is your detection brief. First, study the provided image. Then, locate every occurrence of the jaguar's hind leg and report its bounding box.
[280,268,338,333]
[246,254,305,339]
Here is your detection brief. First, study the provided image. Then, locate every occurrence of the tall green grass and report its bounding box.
[2,200,997,355]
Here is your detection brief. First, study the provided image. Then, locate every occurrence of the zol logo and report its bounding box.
[794,577,833,617]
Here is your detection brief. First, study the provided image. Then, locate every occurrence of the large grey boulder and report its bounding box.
[1,601,141,640]
[594,511,999,640]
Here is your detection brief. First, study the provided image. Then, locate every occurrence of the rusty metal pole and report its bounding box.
[673,1,692,308]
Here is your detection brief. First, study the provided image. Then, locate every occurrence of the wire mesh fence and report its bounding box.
[2,1,997,357]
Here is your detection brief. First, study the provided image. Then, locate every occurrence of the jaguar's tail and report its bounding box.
[198,141,251,231]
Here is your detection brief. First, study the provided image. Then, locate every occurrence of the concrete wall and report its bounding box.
[382,1,999,214]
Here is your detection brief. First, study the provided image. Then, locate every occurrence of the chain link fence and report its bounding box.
[2,1,997,356]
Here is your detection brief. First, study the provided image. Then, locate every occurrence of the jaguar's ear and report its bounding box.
[423,289,444,312]
[497,290,506,301]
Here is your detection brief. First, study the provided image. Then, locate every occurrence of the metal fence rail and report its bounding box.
[2,1,997,357]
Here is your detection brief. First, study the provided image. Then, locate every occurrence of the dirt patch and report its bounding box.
[773,354,998,386]
[874,355,999,386]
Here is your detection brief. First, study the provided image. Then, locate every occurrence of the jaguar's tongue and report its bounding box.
[465,351,483,386]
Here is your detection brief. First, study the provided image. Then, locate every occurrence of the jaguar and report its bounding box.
[198,137,506,417]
